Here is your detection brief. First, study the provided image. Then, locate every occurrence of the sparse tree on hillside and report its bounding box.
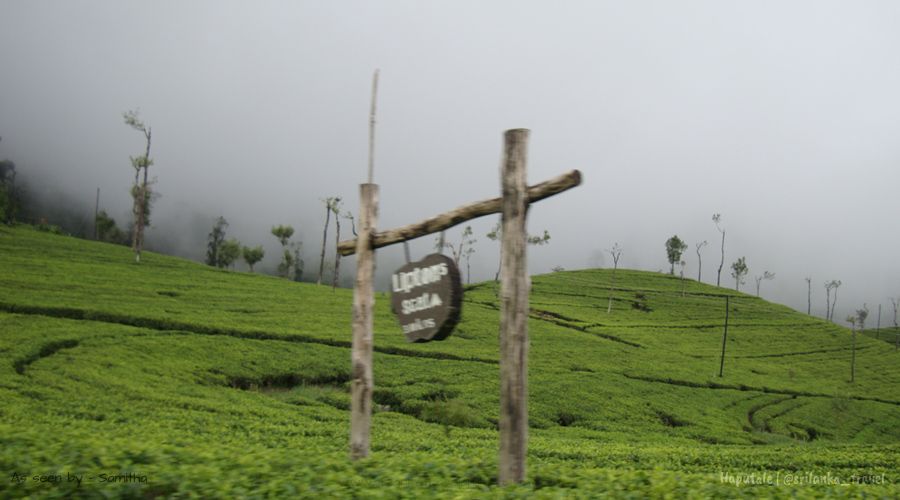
[0,137,19,224]
[856,304,869,331]
[754,271,775,297]
[695,240,707,282]
[293,244,305,282]
[846,314,858,383]
[486,221,550,281]
[437,225,476,266]
[712,213,726,287]
[332,200,348,290]
[318,196,340,285]
[665,235,688,275]
[678,260,687,297]
[730,257,748,291]
[462,243,476,285]
[219,239,241,269]
[95,210,127,245]
[825,280,842,322]
[242,245,264,272]
[805,277,812,315]
[123,109,155,264]
[272,225,296,279]
[890,297,899,328]
[607,242,623,313]
[206,217,228,267]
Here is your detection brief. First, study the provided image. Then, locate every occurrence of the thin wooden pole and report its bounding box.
[498,129,529,485]
[718,296,730,377]
[368,70,379,184]
[350,183,378,460]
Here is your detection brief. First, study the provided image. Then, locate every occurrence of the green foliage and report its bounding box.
[206,216,228,266]
[665,235,688,274]
[242,245,265,272]
[272,225,301,280]
[219,238,241,269]
[731,257,749,291]
[1,226,899,497]
[271,224,294,247]
[95,210,127,244]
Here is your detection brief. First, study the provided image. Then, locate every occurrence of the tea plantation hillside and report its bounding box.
[1,225,898,498]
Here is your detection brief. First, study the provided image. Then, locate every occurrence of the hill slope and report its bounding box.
[1,226,898,497]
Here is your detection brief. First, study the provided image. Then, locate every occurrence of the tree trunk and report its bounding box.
[607,267,615,314]
[876,304,881,340]
[831,288,839,322]
[350,184,378,460]
[333,216,341,290]
[807,281,811,315]
[318,204,331,285]
[133,130,151,263]
[719,296,730,377]
[716,231,725,287]
[498,129,529,486]
[825,289,831,321]
[93,187,100,240]
[850,324,856,383]
[696,249,702,282]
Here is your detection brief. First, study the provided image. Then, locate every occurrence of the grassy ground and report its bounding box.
[1,225,898,498]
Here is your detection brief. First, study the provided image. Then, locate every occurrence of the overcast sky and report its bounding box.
[2,1,898,323]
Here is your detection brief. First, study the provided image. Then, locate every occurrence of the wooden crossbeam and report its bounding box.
[337,169,582,256]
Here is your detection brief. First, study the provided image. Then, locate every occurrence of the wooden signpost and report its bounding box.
[340,129,581,485]
[391,253,463,343]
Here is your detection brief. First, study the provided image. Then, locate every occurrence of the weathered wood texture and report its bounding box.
[337,169,581,256]
[350,183,378,460]
[498,129,529,485]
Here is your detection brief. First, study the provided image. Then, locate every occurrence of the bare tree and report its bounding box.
[712,213,726,287]
[846,314,857,383]
[678,260,687,297]
[805,277,812,315]
[486,221,550,282]
[607,242,622,313]
[124,110,153,263]
[890,297,899,328]
[695,240,707,282]
[825,280,842,322]
[318,196,340,285]
[331,199,345,290]
[753,271,775,297]
[830,280,842,322]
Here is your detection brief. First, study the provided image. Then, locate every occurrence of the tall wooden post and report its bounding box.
[498,129,529,485]
[350,183,378,460]
[718,296,730,378]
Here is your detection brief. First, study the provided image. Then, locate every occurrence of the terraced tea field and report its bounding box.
[1,225,898,497]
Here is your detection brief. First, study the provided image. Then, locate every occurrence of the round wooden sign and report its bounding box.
[390,253,462,343]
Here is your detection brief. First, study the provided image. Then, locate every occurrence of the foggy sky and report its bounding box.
[2,1,899,324]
